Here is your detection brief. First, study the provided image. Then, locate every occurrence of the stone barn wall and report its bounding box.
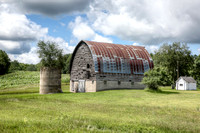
[70,43,97,92]
[70,43,96,81]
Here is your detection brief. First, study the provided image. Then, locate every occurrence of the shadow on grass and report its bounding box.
[146,89,180,94]
[97,88,144,92]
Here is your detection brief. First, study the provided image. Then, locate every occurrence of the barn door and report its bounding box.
[78,80,85,92]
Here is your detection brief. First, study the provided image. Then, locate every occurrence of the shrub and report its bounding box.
[142,69,160,90]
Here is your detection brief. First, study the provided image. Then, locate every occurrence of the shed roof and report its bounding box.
[70,40,153,75]
[177,77,196,83]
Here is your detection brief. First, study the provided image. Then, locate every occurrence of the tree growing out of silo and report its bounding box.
[37,41,64,94]
[37,41,64,68]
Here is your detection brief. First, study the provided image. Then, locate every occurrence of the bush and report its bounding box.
[142,69,160,90]
[0,50,11,75]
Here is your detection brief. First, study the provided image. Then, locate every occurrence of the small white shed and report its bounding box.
[176,77,196,90]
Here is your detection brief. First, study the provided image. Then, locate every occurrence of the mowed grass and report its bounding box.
[0,72,200,132]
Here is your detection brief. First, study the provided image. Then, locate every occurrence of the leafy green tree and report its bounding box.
[37,41,64,68]
[26,64,37,71]
[0,50,11,75]
[153,42,193,83]
[62,54,72,74]
[9,60,21,71]
[191,55,200,84]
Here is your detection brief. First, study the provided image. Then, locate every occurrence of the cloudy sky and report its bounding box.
[0,0,200,64]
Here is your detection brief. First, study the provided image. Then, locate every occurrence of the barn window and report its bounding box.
[180,84,183,86]
[118,81,121,85]
[131,82,134,85]
[87,64,90,68]
[104,81,107,84]
[92,80,94,84]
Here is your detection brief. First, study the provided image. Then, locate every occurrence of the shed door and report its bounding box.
[78,80,85,92]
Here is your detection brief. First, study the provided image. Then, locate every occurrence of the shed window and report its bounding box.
[180,84,183,86]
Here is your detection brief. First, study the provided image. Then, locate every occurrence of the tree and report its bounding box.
[26,64,37,71]
[0,50,11,75]
[9,60,21,71]
[191,55,200,84]
[62,54,72,74]
[153,42,193,83]
[37,41,64,68]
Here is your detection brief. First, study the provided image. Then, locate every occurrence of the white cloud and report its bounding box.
[198,48,200,54]
[69,16,112,43]
[0,3,48,54]
[8,47,40,64]
[145,45,159,54]
[60,22,66,27]
[0,3,74,64]
[69,16,95,40]
[87,0,200,44]
[43,36,75,54]
[132,42,139,46]
[0,4,48,41]
[8,36,75,64]
[92,34,112,43]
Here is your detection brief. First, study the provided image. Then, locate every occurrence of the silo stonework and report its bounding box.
[40,67,62,94]
[70,40,153,92]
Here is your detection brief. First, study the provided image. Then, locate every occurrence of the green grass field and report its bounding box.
[0,71,200,132]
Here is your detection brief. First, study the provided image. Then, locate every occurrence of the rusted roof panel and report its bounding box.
[81,40,153,75]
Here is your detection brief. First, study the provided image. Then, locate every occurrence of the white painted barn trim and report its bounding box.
[176,77,197,90]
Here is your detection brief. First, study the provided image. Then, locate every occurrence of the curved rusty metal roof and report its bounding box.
[70,40,153,75]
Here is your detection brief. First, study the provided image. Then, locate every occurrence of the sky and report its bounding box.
[0,0,200,64]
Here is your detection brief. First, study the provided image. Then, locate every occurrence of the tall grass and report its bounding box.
[0,71,69,89]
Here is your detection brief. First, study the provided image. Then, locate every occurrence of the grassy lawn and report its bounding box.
[0,71,200,132]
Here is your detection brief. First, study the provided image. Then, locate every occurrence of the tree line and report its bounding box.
[0,48,72,75]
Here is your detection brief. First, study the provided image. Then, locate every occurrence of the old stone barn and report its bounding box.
[70,40,153,92]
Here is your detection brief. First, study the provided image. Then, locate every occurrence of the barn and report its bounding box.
[70,40,154,92]
[176,77,197,90]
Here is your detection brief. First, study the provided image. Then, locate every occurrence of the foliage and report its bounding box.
[9,60,38,72]
[153,42,193,83]
[26,64,37,71]
[0,50,11,75]
[37,41,64,68]
[191,55,200,84]
[0,85,200,132]
[0,71,69,89]
[142,66,173,90]
[142,69,160,90]
[62,54,72,74]
[9,60,21,71]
